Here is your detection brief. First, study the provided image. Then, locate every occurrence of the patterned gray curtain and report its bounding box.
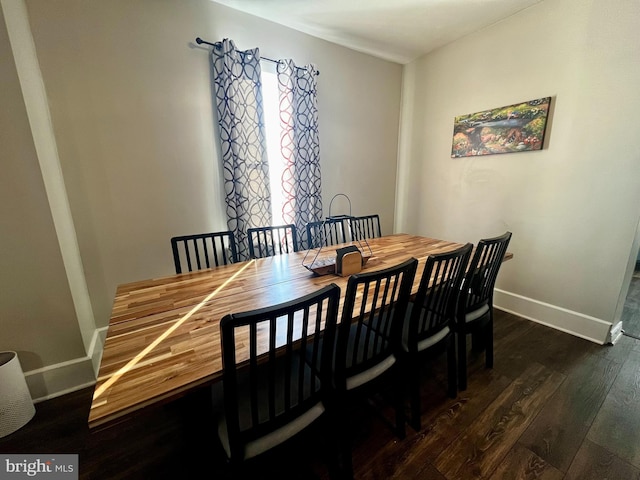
[212,39,272,260]
[277,60,322,250]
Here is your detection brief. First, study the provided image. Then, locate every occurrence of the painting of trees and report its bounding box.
[451,97,551,157]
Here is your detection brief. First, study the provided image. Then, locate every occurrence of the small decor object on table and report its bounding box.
[302,194,372,276]
[335,245,363,277]
[451,97,551,157]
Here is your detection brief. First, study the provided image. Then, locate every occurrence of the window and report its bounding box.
[261,69,285,226]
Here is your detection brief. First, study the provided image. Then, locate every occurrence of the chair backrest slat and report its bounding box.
[170,230,238,274]
[306,218,349,249]
[247,224,299,259]
[408,243,473,350]
[349,214,382,241]
[463,231,512,312]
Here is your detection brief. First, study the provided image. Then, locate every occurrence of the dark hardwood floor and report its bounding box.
[2,310,640,479]
[621,266,640,338]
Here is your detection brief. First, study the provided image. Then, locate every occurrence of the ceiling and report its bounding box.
[211,0,543,64]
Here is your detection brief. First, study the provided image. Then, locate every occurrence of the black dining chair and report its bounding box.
[215,283,343,477]
[306,217,349,249]
[247,224,299,259]
[349,214,382,241]
[170,230,238,274]
[332,258,418,474]
[399,243,472,431]
[456,231,512,391]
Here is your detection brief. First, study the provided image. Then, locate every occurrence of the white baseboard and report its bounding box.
[608,321,624,345]
[90,327,108,376]
[24,357,96,403]
[23,326,107,403]
[494,289,611,345]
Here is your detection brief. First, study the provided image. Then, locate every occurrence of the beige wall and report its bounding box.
[1,0,402,397]
[397,0,640,342]
[0,7,85,371]
[24,0,402,328]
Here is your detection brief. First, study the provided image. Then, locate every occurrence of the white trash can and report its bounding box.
[0,351,36,438]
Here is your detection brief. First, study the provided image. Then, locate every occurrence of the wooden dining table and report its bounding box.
[88,233,512,429]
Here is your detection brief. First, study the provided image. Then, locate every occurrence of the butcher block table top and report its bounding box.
[89,233,513,428]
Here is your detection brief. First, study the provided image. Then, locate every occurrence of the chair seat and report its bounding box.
[218,402,325,460]
[465,303,490,323]
[214,354,325,460]
[309,322,397,391]
[342,321,396,390]
[401,303,451,352]
[346,355,396,391]
[417,327,450,352]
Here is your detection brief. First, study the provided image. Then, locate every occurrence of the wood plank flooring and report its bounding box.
[2,310,640,479]
[621,268,640,338]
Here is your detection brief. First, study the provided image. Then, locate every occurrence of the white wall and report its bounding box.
[397,0,640,342]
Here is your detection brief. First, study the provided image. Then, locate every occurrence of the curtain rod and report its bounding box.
[195,37,319,75]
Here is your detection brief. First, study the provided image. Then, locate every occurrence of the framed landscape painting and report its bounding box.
[451,97,551,157]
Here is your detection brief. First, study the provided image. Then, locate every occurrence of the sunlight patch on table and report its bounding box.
[93,260,255,401]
